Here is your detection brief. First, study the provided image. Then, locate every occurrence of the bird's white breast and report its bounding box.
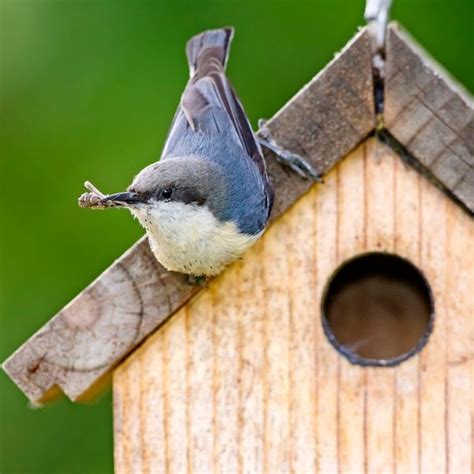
[132,202,261,276]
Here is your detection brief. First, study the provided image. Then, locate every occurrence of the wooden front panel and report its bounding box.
[114,138,473,474]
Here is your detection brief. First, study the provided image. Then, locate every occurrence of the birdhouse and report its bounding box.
[3,23,473,473]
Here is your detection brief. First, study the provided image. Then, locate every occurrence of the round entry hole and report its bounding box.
[322,253,433,366]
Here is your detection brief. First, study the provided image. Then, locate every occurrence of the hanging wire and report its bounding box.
[364,0,393,51]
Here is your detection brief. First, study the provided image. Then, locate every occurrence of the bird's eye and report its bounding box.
[161,188,172,200]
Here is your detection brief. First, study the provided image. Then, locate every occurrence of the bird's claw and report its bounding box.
[184,274,209,287]
[277,151,322,181]
[257,124,323,182]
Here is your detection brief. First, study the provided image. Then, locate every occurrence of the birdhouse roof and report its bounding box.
[3,23,473,406]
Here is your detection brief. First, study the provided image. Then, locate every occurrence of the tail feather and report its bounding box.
[186,27,234,77]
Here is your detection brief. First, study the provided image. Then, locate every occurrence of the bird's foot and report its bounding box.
[257,119,323,182]
[184,274,209,287]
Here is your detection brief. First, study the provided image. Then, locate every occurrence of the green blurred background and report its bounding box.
[0,0,472,472]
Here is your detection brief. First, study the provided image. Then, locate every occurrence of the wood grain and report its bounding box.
[313,166,339,473]
[3,28,375,405]
[337,145,366,473]
[419,172,448,473]
[384,24,474,212]
[114,138,474,473]
[393,148,421,473]
[364,139,396,474]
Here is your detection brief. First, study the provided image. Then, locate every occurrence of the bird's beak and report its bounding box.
[100,192,146,207]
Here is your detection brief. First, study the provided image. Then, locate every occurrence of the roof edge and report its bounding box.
[384,23,474,213]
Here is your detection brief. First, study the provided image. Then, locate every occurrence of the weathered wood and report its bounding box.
[313,165,339,473]
[419,156,449,472]
[364,139,396,473]
[393,148,422,472]
[3,241,200,405]
[337,144,366,473]
[114,138,474,473]
[384,23,474,212]
[2,28,375,404]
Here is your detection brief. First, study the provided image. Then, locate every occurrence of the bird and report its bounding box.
[79,27,319,278]
[79,28,272,277]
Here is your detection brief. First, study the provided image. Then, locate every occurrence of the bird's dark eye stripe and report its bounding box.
[130,189,149,200]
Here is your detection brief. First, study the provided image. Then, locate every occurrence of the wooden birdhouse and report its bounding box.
[3,23,473,474]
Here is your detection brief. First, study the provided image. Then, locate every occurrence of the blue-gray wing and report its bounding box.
[162,75,262,166]
[162,30,271,189]
[160,28,274,231]
[162,71,265,168]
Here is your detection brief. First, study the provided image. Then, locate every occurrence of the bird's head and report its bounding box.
[101,156,228,234]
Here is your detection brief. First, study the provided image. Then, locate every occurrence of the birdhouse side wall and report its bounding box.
[113,138,473,474]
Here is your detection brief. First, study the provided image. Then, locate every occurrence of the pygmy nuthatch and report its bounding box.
[80,27,318,277]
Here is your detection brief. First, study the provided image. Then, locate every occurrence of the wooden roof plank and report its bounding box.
[384,24,474,212]
[2,28,375,405]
